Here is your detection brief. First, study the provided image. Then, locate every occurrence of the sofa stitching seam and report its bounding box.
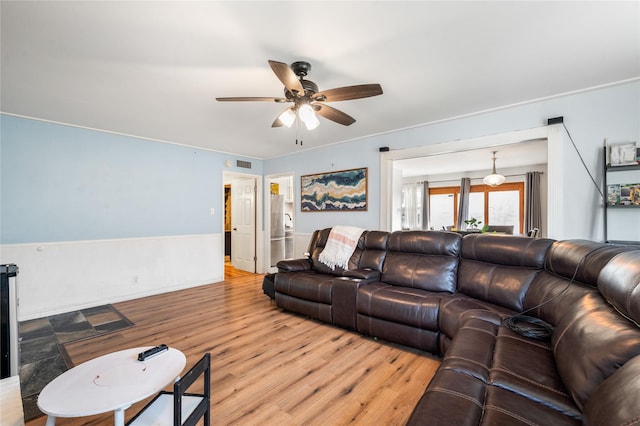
[497,333,550,350]
[491,366,571,397]
[484,404,538,426]
[426,386,483,409]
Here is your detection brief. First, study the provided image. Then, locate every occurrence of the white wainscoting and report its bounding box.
[294,232,314,258]
[0,234,223,321]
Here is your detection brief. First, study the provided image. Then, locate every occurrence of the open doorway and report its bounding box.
[379,125,563,238]
[223,172,259,277]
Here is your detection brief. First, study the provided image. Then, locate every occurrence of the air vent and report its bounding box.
[236,160,252,169]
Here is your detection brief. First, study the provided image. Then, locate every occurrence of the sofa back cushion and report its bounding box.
[597,249,640,325]
[523,271,596,326]
[309,228,367,274]
[381,231,461,292]
[544,239,637,287]
[523,240,638,327]
[457,235,554,311]
[359,231,389,272]
[552,291,640,411]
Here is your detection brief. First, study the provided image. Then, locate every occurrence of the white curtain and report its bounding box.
[401,182,424,230]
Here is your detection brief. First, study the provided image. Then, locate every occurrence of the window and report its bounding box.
[429,188,457,231]
[428,183,524,233]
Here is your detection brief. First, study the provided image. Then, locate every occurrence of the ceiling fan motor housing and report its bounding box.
[290,61,311,77]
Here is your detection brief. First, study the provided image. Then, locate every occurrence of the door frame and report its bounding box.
[222,171,264,274]
[379,124,564,238]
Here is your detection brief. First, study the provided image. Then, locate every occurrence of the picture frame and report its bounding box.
[607,184,620,206]
[620,183,640,206]
[608,142,638,166]
[300,167,368,212]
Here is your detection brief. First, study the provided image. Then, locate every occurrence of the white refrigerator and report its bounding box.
[270,195,286,267]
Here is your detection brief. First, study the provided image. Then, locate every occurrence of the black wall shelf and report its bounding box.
[603,146,640,245]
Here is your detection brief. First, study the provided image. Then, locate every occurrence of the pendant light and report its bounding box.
[483,151,506,187]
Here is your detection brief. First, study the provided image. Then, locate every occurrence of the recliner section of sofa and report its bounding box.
[356,231,461,353]
[274,228,388,329]
[273,229,640,425]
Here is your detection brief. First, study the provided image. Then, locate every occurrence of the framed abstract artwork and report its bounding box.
[300,167,368,212]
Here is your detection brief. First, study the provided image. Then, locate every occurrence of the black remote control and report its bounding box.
[138,344,169,361]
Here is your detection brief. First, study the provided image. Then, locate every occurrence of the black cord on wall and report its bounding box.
[549,117,604,198]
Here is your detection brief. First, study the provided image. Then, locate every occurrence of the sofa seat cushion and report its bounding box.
[408,316,582,425]
[481,386,580,426]
[406,368,487,426]
[453,317,579,417]
[489,330,579,418]
[275,271,334,304]
[357,283,442,330]
[438,293,516,345]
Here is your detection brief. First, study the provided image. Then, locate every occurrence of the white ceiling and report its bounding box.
[1,1,638,160]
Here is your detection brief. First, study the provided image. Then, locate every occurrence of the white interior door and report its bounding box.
[231,177,256,272]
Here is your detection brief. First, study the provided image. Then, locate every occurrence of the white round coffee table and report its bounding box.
[38,346,186,426]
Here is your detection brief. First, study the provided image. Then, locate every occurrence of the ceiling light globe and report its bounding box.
[483,173,506,187]
[298,104,315,121]
[298,104,320,130]
[304,114,320,130]
[278,109,296,128]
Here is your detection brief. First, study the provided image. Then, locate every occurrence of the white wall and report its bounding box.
[2,234,222,320]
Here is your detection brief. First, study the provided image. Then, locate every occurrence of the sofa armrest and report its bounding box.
[332,277,372,330]
[276,258,311,272]
[343,268,380,281]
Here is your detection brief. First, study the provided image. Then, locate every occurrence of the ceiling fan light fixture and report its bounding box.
[483,151,506,187]
[298,103,320,130]
[217,60,383,130]
[278,108,296,128]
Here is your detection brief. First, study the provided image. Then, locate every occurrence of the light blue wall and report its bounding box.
[265,80,640,238]
[0,115,262,243]
[2,81,638,244]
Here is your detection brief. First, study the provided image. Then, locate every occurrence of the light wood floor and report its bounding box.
[26,269,440,425]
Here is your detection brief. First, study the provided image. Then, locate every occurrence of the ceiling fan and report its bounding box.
[216,60,383,130]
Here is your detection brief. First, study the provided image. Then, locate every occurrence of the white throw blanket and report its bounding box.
[318,226,365,270]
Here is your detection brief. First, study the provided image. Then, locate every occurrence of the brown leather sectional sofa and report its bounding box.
[273,228,640,425]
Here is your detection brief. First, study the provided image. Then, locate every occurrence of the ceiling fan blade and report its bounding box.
[314,84,383,102]
[268,60,304,95]
[216,97,287,102]
[315,103,356,126]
